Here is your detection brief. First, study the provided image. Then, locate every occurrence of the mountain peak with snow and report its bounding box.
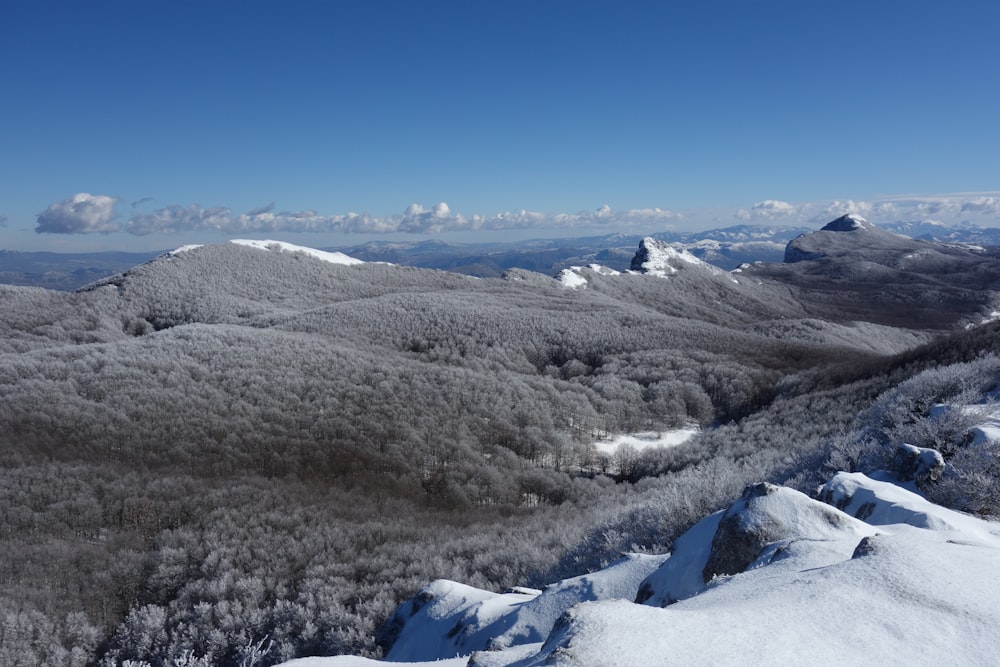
[821,213,872,232]
[784,215,916,263]
[630,237,717,277]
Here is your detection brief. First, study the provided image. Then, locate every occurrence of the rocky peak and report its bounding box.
[630,237,714,276]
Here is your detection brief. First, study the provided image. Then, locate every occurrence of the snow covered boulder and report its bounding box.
[376,580,538,660]
[637,482,875,607]
[891,443,945,485]
[702,482,873,581]
[377,554,668,662]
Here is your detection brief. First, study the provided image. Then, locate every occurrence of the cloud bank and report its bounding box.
[38,196,681,236]
[34,192,1000,237]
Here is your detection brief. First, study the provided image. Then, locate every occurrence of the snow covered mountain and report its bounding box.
[747,215,1000,329]
[784,214,938,263]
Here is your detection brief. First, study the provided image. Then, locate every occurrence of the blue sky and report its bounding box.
[2,0,999,251]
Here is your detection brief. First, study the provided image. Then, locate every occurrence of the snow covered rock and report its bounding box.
[891,443,945,484]
[702,482,871,581]
[283,473,1000,667]
[375,579,530,660]
[378,554,667,661]
[630,237,717,277]
[636,482,875,607]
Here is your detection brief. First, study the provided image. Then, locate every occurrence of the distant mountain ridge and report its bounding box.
[2,219,999,290]
[748,214,1000,329]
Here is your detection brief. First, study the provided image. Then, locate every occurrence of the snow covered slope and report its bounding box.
[229,239,365,265]
[283,472,1000,667]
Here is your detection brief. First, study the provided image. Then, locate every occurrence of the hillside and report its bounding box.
[2,226,1000,665]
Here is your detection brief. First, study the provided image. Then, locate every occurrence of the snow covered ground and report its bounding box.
[591,429,699,456]
[276,471,1000,667]
[556,264,620,289]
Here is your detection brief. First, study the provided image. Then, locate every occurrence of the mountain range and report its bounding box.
[5,219,1000,290]
[3,217,1000,665]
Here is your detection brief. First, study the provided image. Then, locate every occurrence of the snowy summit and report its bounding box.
[821,213,872,232]
[229,239,365,266]
[630,237,718,277]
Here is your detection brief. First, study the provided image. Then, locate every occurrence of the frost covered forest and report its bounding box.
[3,231,1000,666]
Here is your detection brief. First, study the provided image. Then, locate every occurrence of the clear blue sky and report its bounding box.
[2,0,999,251]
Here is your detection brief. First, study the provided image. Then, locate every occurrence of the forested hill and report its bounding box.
[746,214,1000,328]
[3,229,1000,665]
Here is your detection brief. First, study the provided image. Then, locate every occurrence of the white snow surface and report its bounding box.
[556,264,620,289]
[382,553,668,661]
[278,658,467,667]
[167,244,204,255]
[844,213,868,228]
[592,428,698,455]
[555,269,588,289]
[278,473,1000,667]
[229,239,364,265]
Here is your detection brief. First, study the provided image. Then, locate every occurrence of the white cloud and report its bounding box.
[398,202,472,233]
[115,201,682,236]
[36,193,121,234]
[125,204,232,235]
[729,194,1000,228]
[961,196,1000,215]
[35,191,1000,239]
[736,200,799,220]
[813,199,881,222]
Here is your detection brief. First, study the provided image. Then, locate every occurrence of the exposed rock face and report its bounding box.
[702,482,782,582]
